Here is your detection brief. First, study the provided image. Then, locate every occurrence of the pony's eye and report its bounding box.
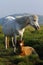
[33,20,36,22]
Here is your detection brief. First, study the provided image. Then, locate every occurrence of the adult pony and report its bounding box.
[2,14,40,52]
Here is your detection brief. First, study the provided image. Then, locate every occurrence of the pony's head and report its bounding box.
[30,15,40,30]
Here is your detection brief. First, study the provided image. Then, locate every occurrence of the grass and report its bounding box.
[0,25,43,65]
[24,25,43,44]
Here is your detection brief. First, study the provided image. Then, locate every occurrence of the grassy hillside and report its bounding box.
[0,25,43,65]
[23,25,43,59]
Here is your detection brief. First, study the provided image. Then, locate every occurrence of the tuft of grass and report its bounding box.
[0,25,43,65]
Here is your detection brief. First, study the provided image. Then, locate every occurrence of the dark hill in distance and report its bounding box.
[38,15,43,25]
[0,14,43,26]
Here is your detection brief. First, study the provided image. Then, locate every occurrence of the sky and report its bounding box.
[0,0,43,18]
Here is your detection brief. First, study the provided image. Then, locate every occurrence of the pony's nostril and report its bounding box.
[36,26,40,30]
[37,26,40,29]
[33,25,40,30]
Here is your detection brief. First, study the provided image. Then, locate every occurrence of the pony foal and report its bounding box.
[18,41,38,56]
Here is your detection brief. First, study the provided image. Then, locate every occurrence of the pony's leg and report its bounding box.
[7,36,10,48]
[20,36,23,41]
[5,36,8,49]
[12,37,15,47]
[20,34,23,41]
[13,35,17,53]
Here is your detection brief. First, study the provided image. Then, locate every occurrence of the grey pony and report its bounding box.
[2,14,40,52]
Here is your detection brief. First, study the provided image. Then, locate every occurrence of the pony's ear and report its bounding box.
[21,40,24,46]
[32,15,38,21]
[22,40,24,43]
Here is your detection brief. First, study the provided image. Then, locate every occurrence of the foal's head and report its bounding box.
[19,40,24,47]
[16,40,24,47]
[16,40,24,54]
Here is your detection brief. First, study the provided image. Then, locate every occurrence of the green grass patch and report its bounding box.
[0,25,43,65]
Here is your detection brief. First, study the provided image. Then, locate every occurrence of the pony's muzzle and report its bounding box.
[33,25,40,30]
[36,25,40,30]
